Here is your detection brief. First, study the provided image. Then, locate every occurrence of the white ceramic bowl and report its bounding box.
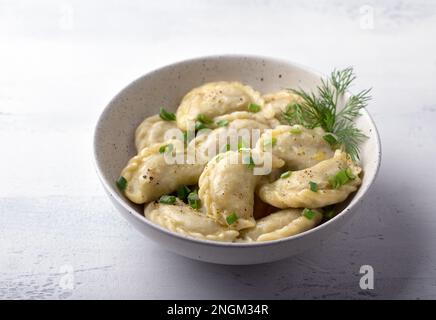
[94,55,381,265]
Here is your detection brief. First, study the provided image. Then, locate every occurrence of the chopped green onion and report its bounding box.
[159,107,176,121]
[324,209,336,220]
[244,155,255,169]
[176,185,191,201]
[237,140,247,151]
[328,168,353,189]
[221,143,231,153]
[280,171,292,179]
[116,176,127,191]
[309,181,318,192]
[195,121,207,131]
[159,195,176,205]
[187,191,200,209]
[226,212,238,225]
[263,137,277,148]
[248,103,261,113]
[289,127,302,134]
[196,113,213,124]
[159,143,173,154]
[216,119,229,127]
[323,133,338,148]
[303,208,316,220]
[345,168,356,180]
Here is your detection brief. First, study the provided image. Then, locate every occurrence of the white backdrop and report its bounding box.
[1,0,436,299]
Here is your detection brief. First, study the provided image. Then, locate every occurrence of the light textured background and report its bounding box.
[1,0,436,299]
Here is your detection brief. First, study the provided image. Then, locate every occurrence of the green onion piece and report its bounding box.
[263,137,277,148]
[196,113,213,124]
[289,127,302,134]
[248,103,261,113]
[159,143,173,154]
[116,176,127,192]
[187,191,200,209]
[226,212,238,225]
[220,143,231,153]
[159,195,176,205]
[176,185,191,201]
[244,155,255,169]
[216,119,229,127]
[182,131,190,145]
[324,209,336,220]
[323,133,338,148]
[328,169,352,189]
[309,181,318,192]
[345,168,356,180]
[195,121,207,131]
[280,171,292,179]
[303,208,316,220]
[237,140,247,151]
[159,107,176,121]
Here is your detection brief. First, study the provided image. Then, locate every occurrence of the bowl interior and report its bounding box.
[94,55,380,243]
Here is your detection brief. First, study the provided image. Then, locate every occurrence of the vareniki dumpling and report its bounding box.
[198,151,259,230]
[145,200,239,242]
[255,125,335,170]
[121,140,204,204]
[188,117,270,164]
[176,81,264,130]
[261,90,303,121]
[258,150,362,208]
[135,115,179,151]
[240,208,322,242]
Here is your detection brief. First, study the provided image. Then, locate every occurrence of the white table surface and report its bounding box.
[1,0,436,299]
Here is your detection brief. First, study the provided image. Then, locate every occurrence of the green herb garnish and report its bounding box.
[328,168,356,189]
[196,113,213,124]
[263,137,277,148]
[303,208,316,220]
[289,127,302,134]
[324,209,336,220]
[323,133,338,148]
[176,185,191,201]
[116,176,127,191]
[221,143,231,153]
[280,171,291,179]
[159,143,173,154]
[159,107,176,121]
[283,67,371,161]
[309,181,318,192]
[226,212,238,225]
[248,103,261,113]
[216,119,229,127]
[243,154,255,169]
[195,121,207,131]
[237,139,247,151]
[187,191,200,209]
[159,195,176,205]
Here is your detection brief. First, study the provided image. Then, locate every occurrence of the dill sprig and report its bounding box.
[282,67,371,161]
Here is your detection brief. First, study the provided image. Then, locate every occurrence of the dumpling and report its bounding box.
[135,115,179,152]
[188,117,270,164]
[198,150,284,230]
[176,81,264,131]
[213,111,280,128]
[255,125,335,170]
[120,140,204,204]
[240,208,322,242]
[145,200,239,242]
[258,150,362,208]
[261,90,303,121]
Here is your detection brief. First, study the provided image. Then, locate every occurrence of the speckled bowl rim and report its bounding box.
[93,54,382,248]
